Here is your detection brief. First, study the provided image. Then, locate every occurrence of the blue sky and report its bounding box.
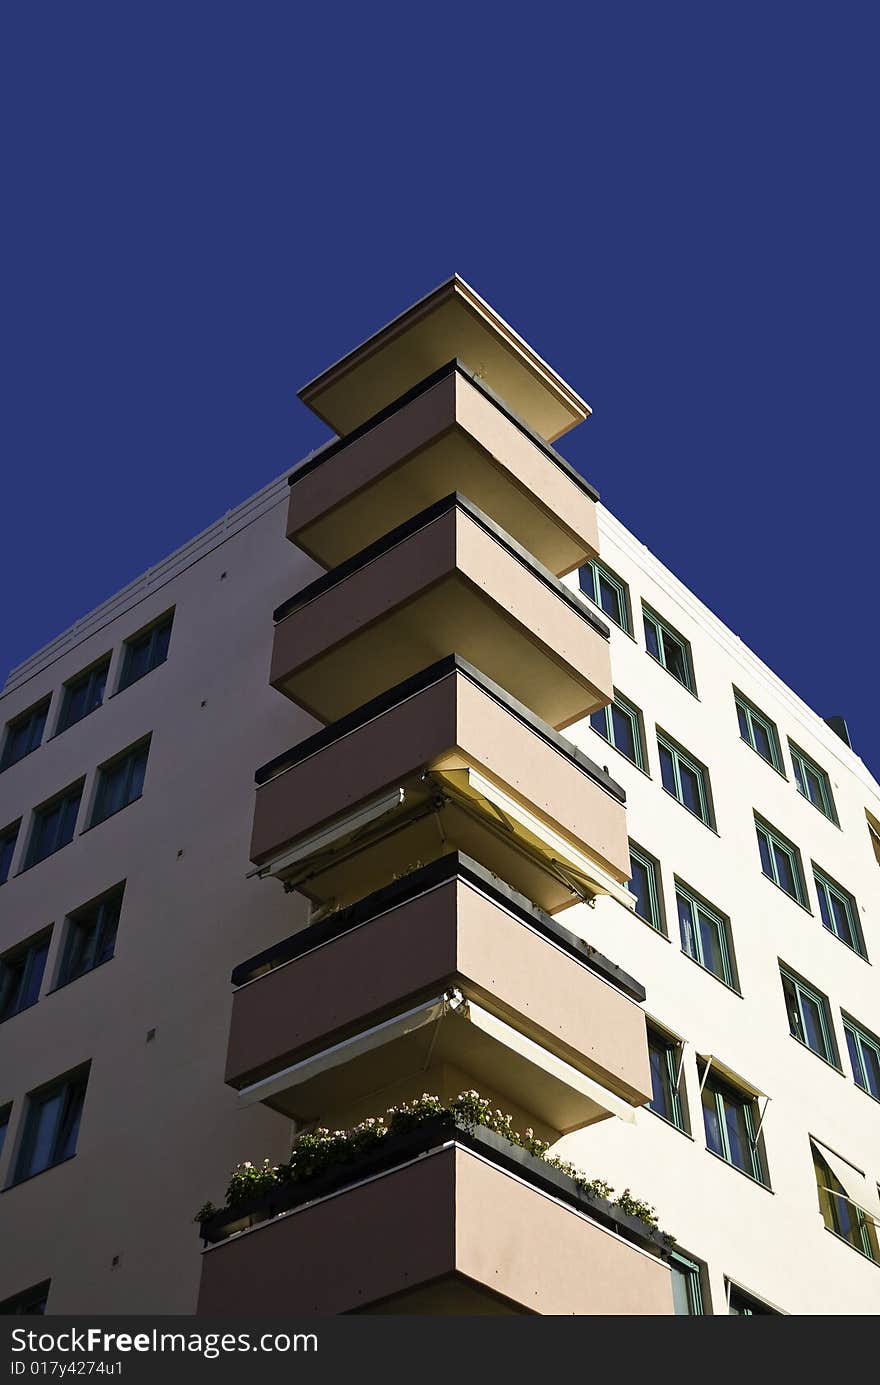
[2,5,877,772]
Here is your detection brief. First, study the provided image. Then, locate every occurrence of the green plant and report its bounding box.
[195,1091,670,1242]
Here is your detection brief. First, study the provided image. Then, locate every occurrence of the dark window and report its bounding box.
[755,816,807,906]
[24,782,83,869]
[843,1016,880,1102]
[0,932,50,1023]
[812,1143,878,1262]
[59,887,123,986]
[14,1069,89,1183]
[701,1065,768,1186]
[56,657,110,735]
[647,1026,689,1132]
[0,822,19,885]
[734,691,783,773]
[0,698,50,771]
[643,606,695,692]
[628,843,665,933]
[780,966,838,1067]
[669,1252,706,1314]
[789,742,837,823]
[677,883,736,988]
[90,740,150,827]
[0,1105,9,1161]
[590,692,645,769]
[658,733,714,827]
[813,866,866,957]
[578,559,631,633]
[727,1283,779,1315]
[118,612,173,692]
[0,1281,50,1315]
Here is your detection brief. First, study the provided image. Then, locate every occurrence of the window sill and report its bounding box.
[635,915,671,942]
[4,1152,77,1193]
[577,591,637,644]
[788,1033,844,1076]
[759,873,813,917]
[589,730,652,781]
[704,1147,772,1192]
[15,839,76,878]
[821,923,870,964]
[0,745,42,775]
[0,996,40,1027]
[646,1106,693,1140]
[851,1081,880,1106]
[661,787,719,835]
[47,954,115,995]
[823,1225,879,1267]
[48,706,104,742]
[78,793,144,836]
[795,792,840,830]
[645,650,699,700]
[679,948,742,996]
[738,738,788,782]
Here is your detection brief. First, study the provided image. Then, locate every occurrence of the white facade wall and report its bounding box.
[1,469,878,1314]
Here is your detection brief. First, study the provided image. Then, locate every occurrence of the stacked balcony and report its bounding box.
[198,276,674,1316]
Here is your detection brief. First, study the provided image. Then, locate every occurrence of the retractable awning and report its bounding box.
[814,1139,880,1225]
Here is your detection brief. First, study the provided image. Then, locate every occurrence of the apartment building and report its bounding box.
[0,278,878,1316]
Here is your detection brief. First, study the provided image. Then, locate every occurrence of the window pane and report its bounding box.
[644,617,661,660]
[722,1093,751,1173]
[678,894,697,959]
[664,635,688,685]
[773,843,797,897]
[19,942,48,1011]
[590,708,608,740]
[679,761,702,816]
[611,704,637,761]
[597,574,623,626]
[702,1088,724,1158]
[862,1044,880,1099]
[0,829,16,884]
[736,703,751,741]
[629,856,652,924]
[670,1258,702,1315]
[757,829,773,878]
[26,1091,64,1177]
[578,565,597,602]
[697,907,725,979]
[154,620,172,665]
[56,1086,85,1162]
[752,720,773,762]
[799,992,827,1058]
[649,1041,673,1121]
[829,893,853,945]
[659,744,676,795]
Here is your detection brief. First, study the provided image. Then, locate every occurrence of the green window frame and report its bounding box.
[779,965,839,1067]
[658,732,714,827]
[734,690,783,773]
[676,881,736,988]
[24,782,83,870]
[578,559,632,634]
[812,1143,879,1262]
[117,611,174,693]
[1,697,51,772]
[90,739,150,829]
[789,741,838,823]
[843,1016,880,1102]
[755,816,807,906]
[628,843,665,934]
[590,692,645,770]
[647,1025,689,1132]
[56,656,110,736]
[643,605,695,693]
[727,1283,779,1315]
[813,866,865,957]
[669,1251,706,1314]
[701,1066,768,1186]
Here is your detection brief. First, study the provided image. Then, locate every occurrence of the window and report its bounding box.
[779,965,839,1067]
[813,866,866,957]
[843,1016,880,1102]
[13,1068,89,1184]
[0,932,51,1023]
[0,1281,50,1315]
[647,1026,689,1132]
[118,611,173,692]
[578,559,631,634]
[628,843,665,934]
[658,733,714,827]
[0,1106,9,1161]
[58,886,123,986]
[677,882,736,988]
[755,816,807,906]
[789,741,838,823]
[0,822,19,886]
[24,781,83,869]
[812,1142,878,1262]
[866,810,880,867]
[56,656,110,735]
[0,697,50,771]
[590,692,646,769]
[727,1283,779,1315]
[643,605,695,692]
[669,1251,706,1314]
[734,690,783,773]
[701,1064,768,1186]
[90,739,150,827]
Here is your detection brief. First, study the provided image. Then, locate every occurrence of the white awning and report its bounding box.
[251,786,407,881]
[697,1054,766,1099]
[814,1140,880,1225]
[433,766,635,910]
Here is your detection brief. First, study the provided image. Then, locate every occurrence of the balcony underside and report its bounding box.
[197,1142,673,1316]
[251,659,631,914]
[271,494,611,729]
[227,857,650,1137]
[288,363,598,575]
